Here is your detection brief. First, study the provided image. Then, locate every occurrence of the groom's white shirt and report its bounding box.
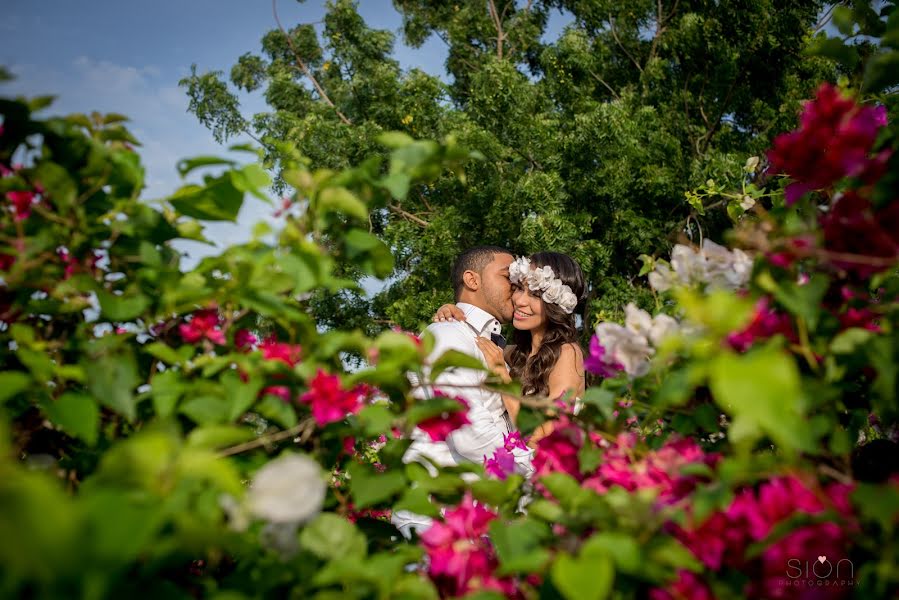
[392,303,533,538]
[405,302,511,467]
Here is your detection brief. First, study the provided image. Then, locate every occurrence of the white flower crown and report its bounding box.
[508,256,579,314]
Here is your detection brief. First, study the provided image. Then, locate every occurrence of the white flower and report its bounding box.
[542,278,564,304]
[508,256,531,284]
[558,290,578,313]
[739,195,756,210]
[647,261,675,292]
[648,313,680,345]
[247,453,325,524]
[624,303,654,338]
[702,240,752,291]
[595,322,653,377]
[670,244,705,285]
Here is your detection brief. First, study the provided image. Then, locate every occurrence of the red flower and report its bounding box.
[260,336,302,366]
[649,569,715,600]
[726,297,795,352]
[820,191,899,277]
[7,190,35,221]
[234,328,258,349]
[179,309,226,345]
[0,253,14,271]
[420,494,514,597]
[417,393,470,442]
[767,83,887,204]
[299,369,364,426]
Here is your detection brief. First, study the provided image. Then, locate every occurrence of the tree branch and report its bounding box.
[272,0,352,125]
[608,15,643,74]
[487,0,508,60]
[588,68,621,100]
[388,203,429,227]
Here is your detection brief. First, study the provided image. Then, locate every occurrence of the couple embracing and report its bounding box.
[393,246,586,537]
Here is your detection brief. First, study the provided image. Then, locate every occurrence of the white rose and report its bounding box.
[542,278,564,304]
[558,290,578,314]
[247,453,326,524]
[531,265,555,290]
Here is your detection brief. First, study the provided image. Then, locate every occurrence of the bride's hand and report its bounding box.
[433,304,466,322]
[475,337,510,382]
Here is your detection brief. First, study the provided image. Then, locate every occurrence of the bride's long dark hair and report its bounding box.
[507,252,586,397]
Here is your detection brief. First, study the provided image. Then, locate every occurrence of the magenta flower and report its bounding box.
[767,83,888,204]
[649,569,715,600]
[234,328,258,350]
[260,336,302,366]
[7,190,35,221]
[584,334,625,378]
[420,494,513,597]
[484,447,516,479]
[417,394,470,442]
[726,297,795,352]
[179,309,226,345]
[299,369,364,426]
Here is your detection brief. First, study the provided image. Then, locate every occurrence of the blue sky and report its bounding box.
[2,0,568,264]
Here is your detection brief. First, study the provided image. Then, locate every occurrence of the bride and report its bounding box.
[434,252,586,446]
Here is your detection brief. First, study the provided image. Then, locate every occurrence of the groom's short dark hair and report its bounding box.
[452,245,510,300]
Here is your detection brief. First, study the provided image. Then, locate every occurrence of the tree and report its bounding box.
[181,0,838,332]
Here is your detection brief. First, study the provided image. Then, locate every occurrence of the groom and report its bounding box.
[392,245,532,538]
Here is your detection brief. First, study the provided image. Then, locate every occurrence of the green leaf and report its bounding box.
[169,175,244,221]
[429,349,486,381]
[186,424,255,450]
[43,392,99,446]
[230,163,271,203]
[224,372,263,421]
[151,369,185,417]
[344,229,394,278]
[356,403,394,437]
[806,36,859,69]
[539,472,583,507]
[491,518,551,574]
[551,546,614,600]
[96,289,151,322]
[180,395,230,425]
[33,161,76,209]
[85,351,139,421]
[378,131,415,148]
[349,463,406,508]
[256,394,298,428]
[392,486,440,518]
[300,513,367,561]
[176,155,237,177]
[405,395,467,427]
[709,347,813,455]
[381,173,411,200]
[319,186,368,221]
[863,51,899,93]
[583,532,641,574]
[765,273,828,330]
[0,372,31,403]
[830,327,874,354]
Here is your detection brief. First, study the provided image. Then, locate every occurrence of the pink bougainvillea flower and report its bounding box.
[260,335,302,367]
[417,394,470,442]
[261,385,291,403]
[299,369,364,426]
[584,333,625,378]
[420,494,513,597]
[820,190,899,277]
[179,309,226,345]
[7,190,35,221]
[234,328,258,350]
[484,447,517,479]
[649,569,715,600]
[767,83,888,204]
[726,297,795,352]
[533,418,583,481]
